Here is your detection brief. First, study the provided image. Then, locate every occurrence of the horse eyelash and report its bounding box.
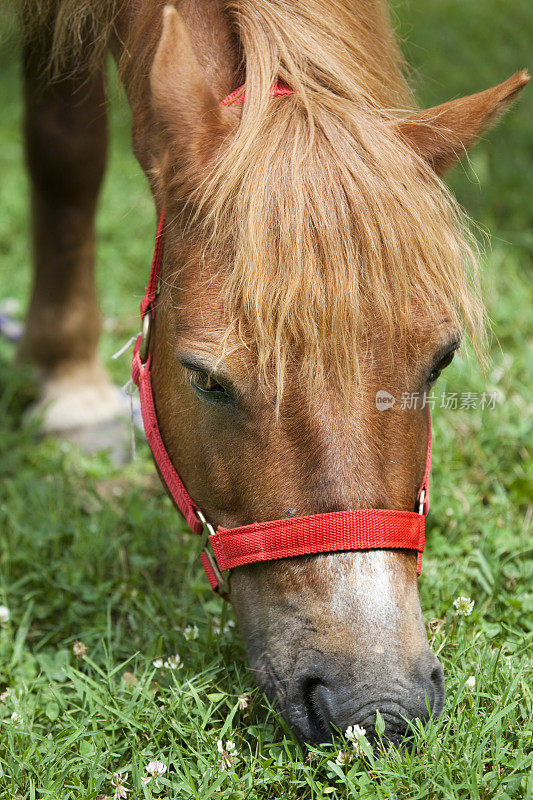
[183,367,198,382]
[184,367,207,386]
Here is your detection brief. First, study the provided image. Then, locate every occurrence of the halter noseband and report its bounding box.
[131,85,431,596]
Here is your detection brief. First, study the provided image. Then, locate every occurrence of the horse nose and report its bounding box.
[293,652,445,745]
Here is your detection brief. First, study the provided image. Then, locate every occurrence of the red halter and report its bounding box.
[131,85,432,595]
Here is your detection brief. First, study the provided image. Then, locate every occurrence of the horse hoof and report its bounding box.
[54,415,139,464]
[24,361,143,464]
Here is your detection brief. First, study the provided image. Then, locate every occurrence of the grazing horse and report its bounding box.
[19,0,527,744]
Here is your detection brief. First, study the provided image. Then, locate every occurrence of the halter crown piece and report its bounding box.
[131,84,432,597]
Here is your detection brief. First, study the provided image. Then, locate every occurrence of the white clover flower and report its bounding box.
[212,617,235,635]
[164,654,182,670]
[453,596,475,616]
[183,625,199,641]
[345,724,366,744]
[110,771,130,800]
[152,658,164,669]
[217,739,238,771]
[0,606,10,623]
[466,676,476,690]
[305,749,321,764]
[72,640,87,659]
[335,750,352,766]
[345,724,367,757]
[141,760,167,788]
[237,693,251,711]
[10,711,23,726]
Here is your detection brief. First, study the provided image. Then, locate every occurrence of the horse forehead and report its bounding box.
[168,285,450,354]
[164,241,456,355]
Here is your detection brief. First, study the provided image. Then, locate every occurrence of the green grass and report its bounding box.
[0,1,532,798]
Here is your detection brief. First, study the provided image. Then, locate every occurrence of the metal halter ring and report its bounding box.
[196,509,230,595]
[418,489,426,516]
[139,309,152,364]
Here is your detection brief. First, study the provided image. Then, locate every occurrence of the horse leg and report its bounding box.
[19,45,127,455]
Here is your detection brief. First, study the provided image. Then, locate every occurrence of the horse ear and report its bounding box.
[150,5,230,170]
[397,71,529,175]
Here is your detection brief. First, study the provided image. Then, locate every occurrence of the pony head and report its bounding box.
[143,3,527,744]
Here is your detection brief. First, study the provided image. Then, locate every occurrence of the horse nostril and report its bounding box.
[432,659,445,685]
[301,677,333,743]
[414,656,445,720]
[429,659,445,715]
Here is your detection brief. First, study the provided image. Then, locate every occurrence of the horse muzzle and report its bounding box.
[286,650,445,745]
[231,550,444,747]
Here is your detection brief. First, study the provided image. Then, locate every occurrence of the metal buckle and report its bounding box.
[418,489,426,516]
[139,309,152,364]
[196,509,230,595]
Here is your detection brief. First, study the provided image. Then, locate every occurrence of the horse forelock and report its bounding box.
[164,1,486,405]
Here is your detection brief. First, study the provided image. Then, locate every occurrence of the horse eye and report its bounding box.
[187,368,227,398]
[428,346,458,385]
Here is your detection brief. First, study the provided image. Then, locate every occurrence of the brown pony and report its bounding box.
[19,0,528,744]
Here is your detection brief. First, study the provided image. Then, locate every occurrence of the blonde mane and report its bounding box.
[192,1,485,400]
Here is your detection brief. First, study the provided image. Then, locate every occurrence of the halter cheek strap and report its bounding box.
[131,84,432,595]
